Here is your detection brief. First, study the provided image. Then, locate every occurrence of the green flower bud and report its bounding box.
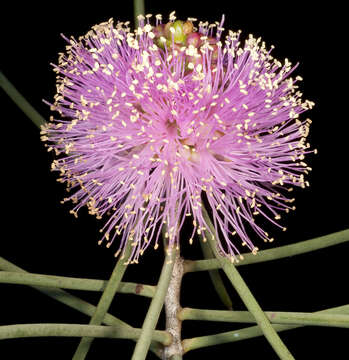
[164,20,187,44]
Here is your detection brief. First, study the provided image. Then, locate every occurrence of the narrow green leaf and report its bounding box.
[0,271,155,298]
[0,71,46,129]
[72,241,134,360]
[179,307,349,328]
[184,228,349,272]
[0,256,164,358]
[0,323,170,344]
[133,0,145,27]
[131,247,177,360]
[199,239,233,309]
[202,205,295,360]
[182,304,349,352]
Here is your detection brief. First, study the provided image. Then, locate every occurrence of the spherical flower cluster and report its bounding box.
[41,12,314,263]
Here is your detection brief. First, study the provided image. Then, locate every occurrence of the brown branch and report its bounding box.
[163,252,184,359]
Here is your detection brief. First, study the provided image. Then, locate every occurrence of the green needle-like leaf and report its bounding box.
[179,307,349,328]
[133,0,145,27]
[131,247,177,360]
[0,256,164,358]
[184,228,349,272]
[0,271,155,298]
[0,323,170,344]
[182,304,349,352]
[202,205,295,360]
[72,241,133,360]
[199,239,233,309]
[0,71,46,129]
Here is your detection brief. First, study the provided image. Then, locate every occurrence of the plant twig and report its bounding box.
[170,355,183,360]
[163,252,184,359]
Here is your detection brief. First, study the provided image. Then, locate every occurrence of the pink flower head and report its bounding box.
[42,12,314,263]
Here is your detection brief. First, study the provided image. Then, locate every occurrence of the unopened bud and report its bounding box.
[186,32,201,47]
[164,22,173,38]
[183,21,193,35]
[153,24,165,38]
[164,20,186,44]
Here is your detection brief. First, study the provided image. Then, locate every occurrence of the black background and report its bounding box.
[0,1,348,359]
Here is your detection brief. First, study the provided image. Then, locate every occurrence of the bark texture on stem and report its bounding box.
[163,252,184,359]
